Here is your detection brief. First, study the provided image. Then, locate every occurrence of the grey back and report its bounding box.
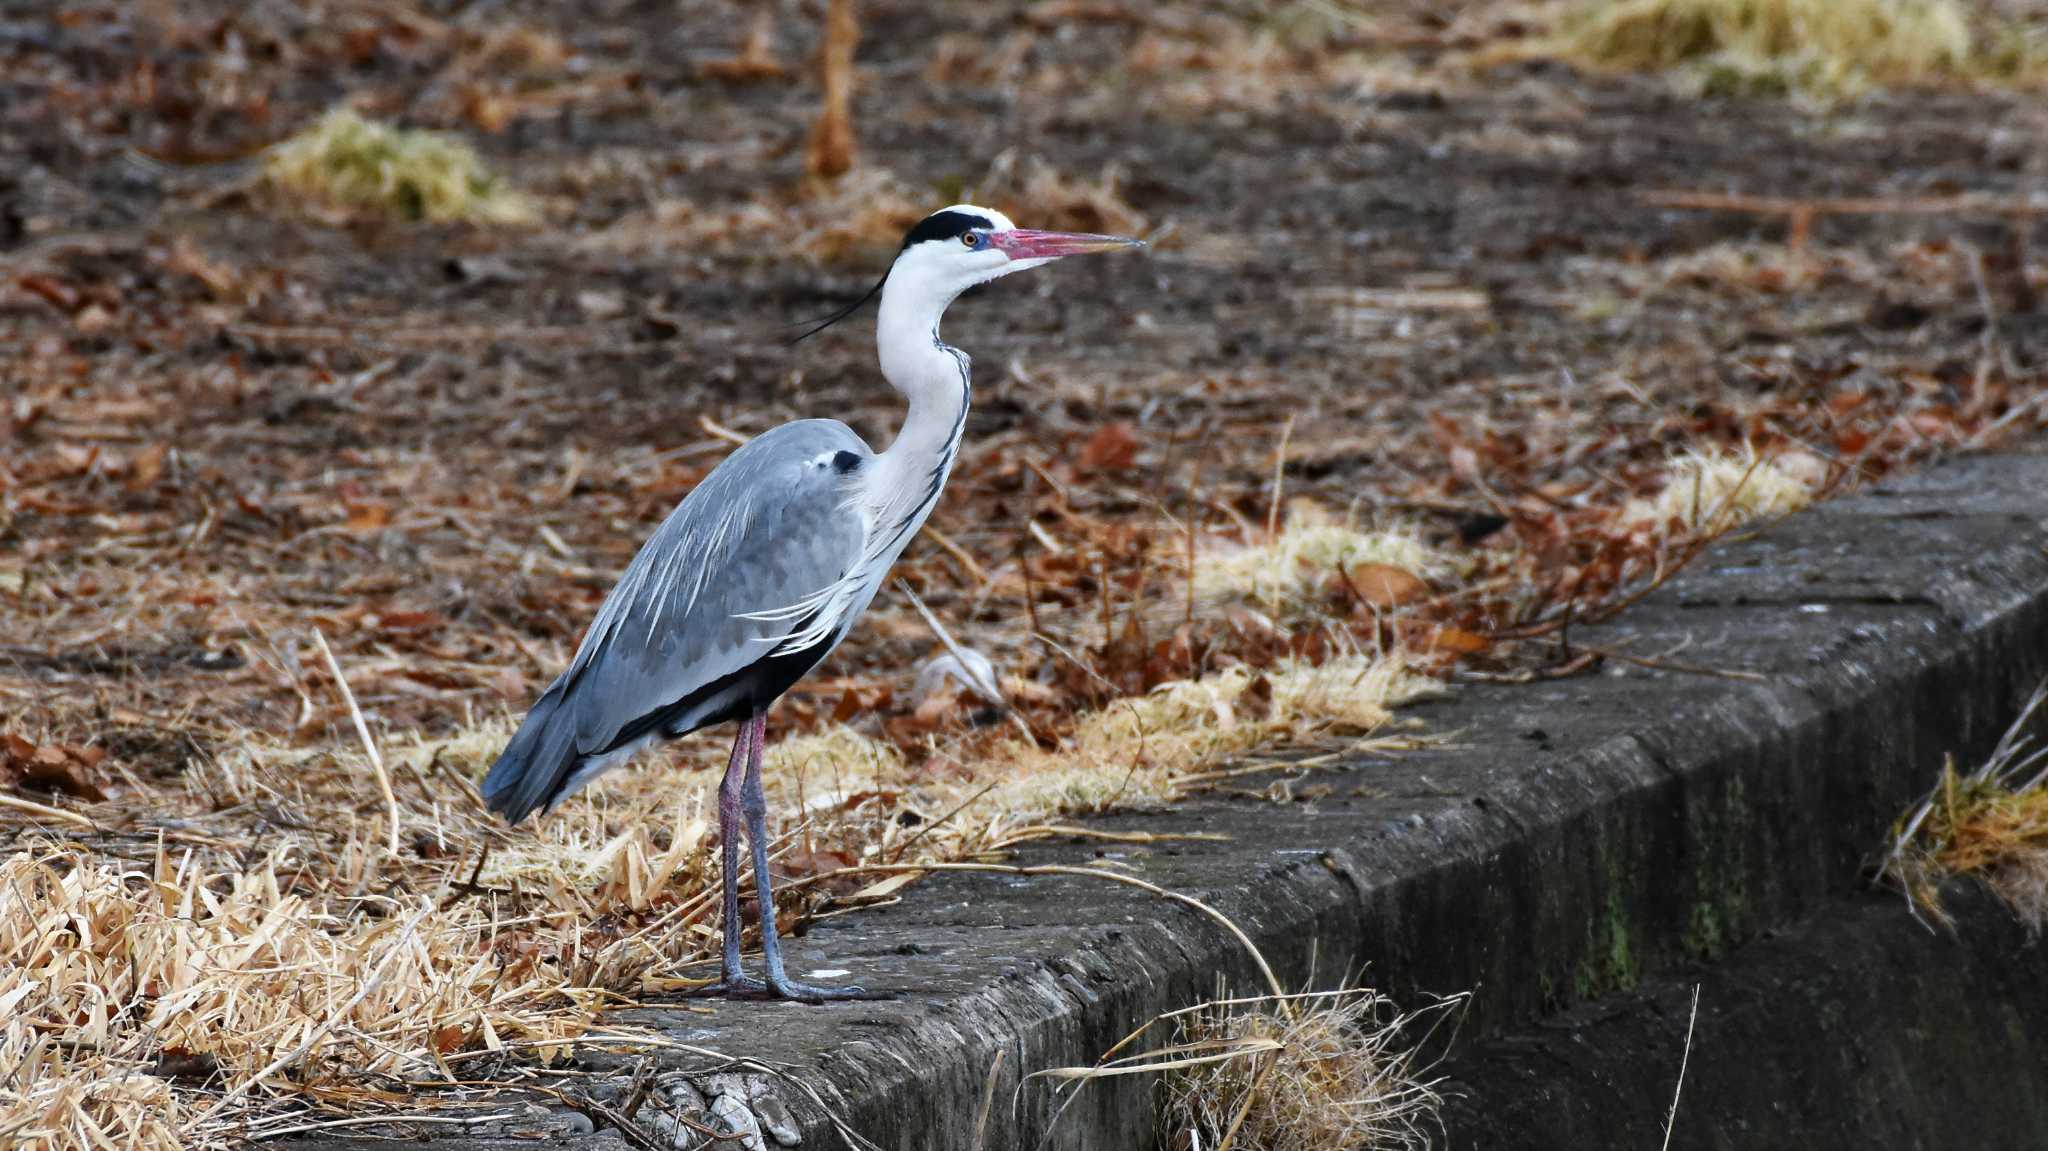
[559,418,871,755]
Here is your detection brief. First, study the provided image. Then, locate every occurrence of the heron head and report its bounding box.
[793,203,1141,343]
[882,203,1141,312]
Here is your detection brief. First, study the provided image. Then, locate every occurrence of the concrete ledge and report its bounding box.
[286,448,2048,1150]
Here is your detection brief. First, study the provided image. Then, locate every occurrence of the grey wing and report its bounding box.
[483,419,870,821]
[567,419,871,749]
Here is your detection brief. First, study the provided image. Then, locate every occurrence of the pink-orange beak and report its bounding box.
[992,229,1144,260]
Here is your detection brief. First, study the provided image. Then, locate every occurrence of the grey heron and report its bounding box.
[482,205,1142,1001]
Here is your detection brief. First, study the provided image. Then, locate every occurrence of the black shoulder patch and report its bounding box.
[900,209,994,251]
[831,450,863,473]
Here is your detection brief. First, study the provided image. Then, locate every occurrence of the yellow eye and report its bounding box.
[960,232,979,248]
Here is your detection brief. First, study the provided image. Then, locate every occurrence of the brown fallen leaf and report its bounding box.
[1076,421,1140,472]
[2,734,110,801]
[149,1048,221,1083]
[344,503,392,533]
[1345,562,1428,609]
[18,274,78,311]
[841,870,921,903]
[1413,623,1490,655]
[126,443,167,492]
[910,688,962,728]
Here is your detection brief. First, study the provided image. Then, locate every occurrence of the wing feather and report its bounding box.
[555,420,869,755]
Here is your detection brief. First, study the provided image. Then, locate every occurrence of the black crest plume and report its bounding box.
[789,209,996,344]
[789,271,886,344]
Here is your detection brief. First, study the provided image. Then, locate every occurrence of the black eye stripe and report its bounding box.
[900,210,995,251]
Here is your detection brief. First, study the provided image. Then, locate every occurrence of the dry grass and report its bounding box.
[263,109,537,225]
[0,714,717,1150]
[1553,0,2033,98]
[1198,502,1455,614]
[0,845,488,1150]
[1624,445,1818,532]
[804,0,860,181]
[996,654,1437,815]
[0,642,1432,1149]
[1657,241,1836,294]
[1882,684,2048,930]
[1157,989,1461,1151]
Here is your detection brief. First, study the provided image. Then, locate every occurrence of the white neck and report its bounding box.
[876,272,970,471]
[876,277,970,454]
[862,273,971,557]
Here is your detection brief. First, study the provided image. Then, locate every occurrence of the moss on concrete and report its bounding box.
[1684,775,1757,959]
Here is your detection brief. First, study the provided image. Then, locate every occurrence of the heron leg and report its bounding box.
[743,714,870,1002]
[700,719,766,996]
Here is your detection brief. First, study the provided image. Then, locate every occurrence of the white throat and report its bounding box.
[861,258,974,576]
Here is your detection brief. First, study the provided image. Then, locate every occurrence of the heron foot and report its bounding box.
[686,973,769,998]
[685,974,880,1003]
[766,976,882,1003]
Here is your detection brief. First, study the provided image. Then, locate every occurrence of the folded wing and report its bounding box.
[483,419,870,822]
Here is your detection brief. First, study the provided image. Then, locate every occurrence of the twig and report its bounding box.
[1215,1047,1280,1151]
[896,578,1004,706]
[1455,650,1603,684]
[440,841,495,909]
[923,526,991,585]
[1266,414,1296,540]
[313,628,401,856]
[1184,439,1207,632]
[1660,984,1701,1151]
[698,415,750,445]
[1491,529,1716,641]
[619,1056,658,1122]
[972,1049,1006,1151]
[990,825,1230,848]
[885,781,998,864]
[1577,643,1765,683]
[1963,240,1999,405]
[1965,389,2048,450]
[0,792,98,830]
[239,1111,524,1139]
[576,1096,671,1151]
[791,861,1290,1008]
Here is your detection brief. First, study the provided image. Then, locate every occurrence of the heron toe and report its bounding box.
[766,976,880,1003]
[685,974,877,1003]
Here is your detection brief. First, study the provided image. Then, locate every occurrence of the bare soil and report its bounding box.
[6,0,2043,762]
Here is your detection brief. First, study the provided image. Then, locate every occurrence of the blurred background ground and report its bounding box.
[4,0,2044,757]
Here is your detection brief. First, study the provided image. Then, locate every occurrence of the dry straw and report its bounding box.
[263,109,537,224]
[1882,682,2048,930]
[1160,989,1463,1151]
[1197,501,1454,613]
[1558,0,1979,97]
[3,632,1430,1148]
[1625,445,1817,532]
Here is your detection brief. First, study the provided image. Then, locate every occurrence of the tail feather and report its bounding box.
[482,687,583,825]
